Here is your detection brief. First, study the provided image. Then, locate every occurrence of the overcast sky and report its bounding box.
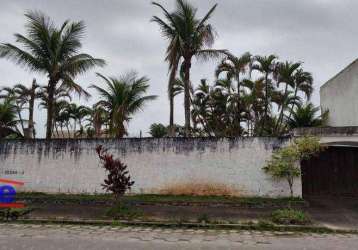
[0,0,357,137]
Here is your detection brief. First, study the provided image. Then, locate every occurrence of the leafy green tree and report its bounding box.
[149,123,167,138]
[0,11,105,139]
[91,72,157,138]
[263,136,322,197]
[152,0,226,136]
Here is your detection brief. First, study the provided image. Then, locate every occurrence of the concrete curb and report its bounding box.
[5,218,358,234]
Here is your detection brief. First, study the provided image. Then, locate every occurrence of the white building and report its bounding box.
[320,59,358,127]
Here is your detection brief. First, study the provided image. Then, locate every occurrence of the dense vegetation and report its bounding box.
[0,1,327,139]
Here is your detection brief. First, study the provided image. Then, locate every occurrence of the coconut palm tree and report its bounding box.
[152,0,226,136]
[0,11,105,139]
[91,72,157,138]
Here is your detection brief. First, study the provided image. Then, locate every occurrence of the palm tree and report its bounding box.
[152,0,226,136]
[86,105,109,138]
[216,52,252,134]
[10,79,40,138]
[0,11,105,139]
[252,55,277,133]
[0,98,22,138]
[91,72,157,138]
[38,84,72,137]
[0,85,34,136]
[286,103,328,129]
[274,61,302,131]
[149,123,167,138]
[288,69,313,119]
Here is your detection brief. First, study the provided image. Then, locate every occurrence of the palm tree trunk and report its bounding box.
[261,73,269,135]
[287,87,299,121]
[169,94,175,136]
[183,58,192,137]
[27,79,36,139]
[264,73,268,119]
[236,74,241,135]
[15,104,25,136]
[168,64,178,137]
[46,81,55,139]
[54,123,59,138]
[276,83,290,134]
[66,123,70,138]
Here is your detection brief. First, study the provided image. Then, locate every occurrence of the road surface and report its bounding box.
[0,223,357,249]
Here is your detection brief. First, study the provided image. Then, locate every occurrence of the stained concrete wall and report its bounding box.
[320,59,358,126]
[0,138,301,197]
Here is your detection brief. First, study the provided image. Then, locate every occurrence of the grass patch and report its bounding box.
[105,203,143,220]
[271,209,311,225]
[17,192,305,207]
[0,207,34,221]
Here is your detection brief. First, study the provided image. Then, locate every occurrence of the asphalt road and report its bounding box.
[0,223,357,250]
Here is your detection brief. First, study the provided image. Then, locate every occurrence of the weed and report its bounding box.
[197,214,210,223]
[106,204,143,220]
[271,209,311,225]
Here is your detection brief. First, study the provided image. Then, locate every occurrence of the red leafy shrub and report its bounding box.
[96,145,134,200]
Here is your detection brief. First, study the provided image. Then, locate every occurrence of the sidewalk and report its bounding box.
[6,194,358,232]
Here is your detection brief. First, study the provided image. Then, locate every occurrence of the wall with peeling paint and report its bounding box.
[0,138,301,197]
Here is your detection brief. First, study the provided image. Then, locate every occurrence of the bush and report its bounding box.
[0,208,33,221]
[96,145,134,201]
[263,136,322,196]
[271,209,311,225]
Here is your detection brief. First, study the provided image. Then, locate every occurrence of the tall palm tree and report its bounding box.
[0,11,105,139]
[252,55,277,133]
[38,84,72,137]
[287,69,313,119]
[152,0,226,136]
[274,61,302,131]
[11,79,40,138]
[216,52,252,132]
[91,72,157,138]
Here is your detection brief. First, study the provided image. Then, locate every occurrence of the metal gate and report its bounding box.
[301,146,358,197]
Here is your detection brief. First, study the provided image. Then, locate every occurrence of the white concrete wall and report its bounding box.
[0,138,301,197]
[320,59,358,126]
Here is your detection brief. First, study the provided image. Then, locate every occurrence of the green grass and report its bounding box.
[105,203,143,220]
[0,207,34,221]
[17,192,305,207]
[271,209,311,225]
